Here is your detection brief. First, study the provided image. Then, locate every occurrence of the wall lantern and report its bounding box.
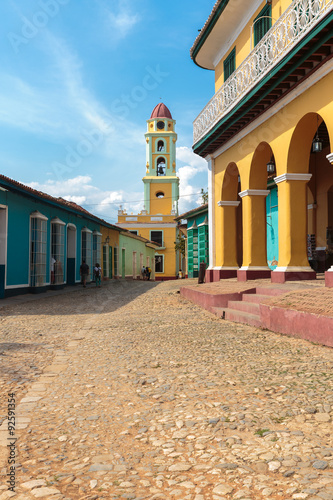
[105,235,110,244]
[267,159,276,174]
[312,134,323,153]
[312,116,323,153]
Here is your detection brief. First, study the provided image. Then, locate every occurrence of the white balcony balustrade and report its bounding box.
[193,0,333,145]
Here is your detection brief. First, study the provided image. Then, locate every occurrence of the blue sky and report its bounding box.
[1,0,215,223]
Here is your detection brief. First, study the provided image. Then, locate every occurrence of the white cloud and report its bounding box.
[177,146,208,170]
[176,146,208,214]
[24,176,144,224]
[103,0,140,41]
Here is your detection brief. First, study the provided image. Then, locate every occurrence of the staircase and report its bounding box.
[213,286,291,328]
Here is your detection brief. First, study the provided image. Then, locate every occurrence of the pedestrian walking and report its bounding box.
[80,260,89,288]
[141,265,146,280]
[94,263,102,287]
[147,266,151,281]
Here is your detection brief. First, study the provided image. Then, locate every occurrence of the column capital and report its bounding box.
[326,153,333,164]
[238,189,269,198]
[274,173,312,184]
[217,200,240,207]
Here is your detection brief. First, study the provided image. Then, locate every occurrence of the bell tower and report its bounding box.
[143,103,179,215]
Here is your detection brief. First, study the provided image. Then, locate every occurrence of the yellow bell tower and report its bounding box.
[143,103,179,215]
[117,103,180,280]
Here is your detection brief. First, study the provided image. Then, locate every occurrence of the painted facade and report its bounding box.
[118,231,157,280]
[191,0,333,283]
[117,103,181,280]
[0,175,157,298]
[176,204,209,278]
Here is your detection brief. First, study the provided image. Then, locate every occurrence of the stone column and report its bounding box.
[271,173,316,283]
[206,155,215,282]
[237,189,271,281]
[325,153,333,287]
[213,200,240,280]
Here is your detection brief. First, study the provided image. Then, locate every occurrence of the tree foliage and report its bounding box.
[174,234,186,256]
[201,188,208,204]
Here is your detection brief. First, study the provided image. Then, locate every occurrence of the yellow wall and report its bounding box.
[150,183,173,214]
[213,70,333,269]
[100,226,119,277]
[133,225,178,277]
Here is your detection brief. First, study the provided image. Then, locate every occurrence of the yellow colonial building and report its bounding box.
[117,103,180,279]
[191,0,333,284]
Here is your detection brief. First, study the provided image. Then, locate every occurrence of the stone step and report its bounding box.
[211,307,225,318]
[242,293,271,304]
[224,308,262,328]
[255,286,293,297]
[228,300,260,315]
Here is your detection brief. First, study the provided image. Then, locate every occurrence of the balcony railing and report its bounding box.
[193,0,333,145]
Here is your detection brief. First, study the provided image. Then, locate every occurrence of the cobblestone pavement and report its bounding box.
[0,279,332,500]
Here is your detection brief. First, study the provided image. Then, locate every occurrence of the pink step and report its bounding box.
[224,308,261,328]
[228,300,260,315]
[212,307,225,318]
[242,293,271,304]
[255,287,293,297]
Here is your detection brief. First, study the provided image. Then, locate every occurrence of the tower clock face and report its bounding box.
[157,121,165,130]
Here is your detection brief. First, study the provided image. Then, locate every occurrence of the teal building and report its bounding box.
[0,175,121,298]
[176,204,209,278]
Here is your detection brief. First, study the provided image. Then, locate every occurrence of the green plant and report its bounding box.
[255,428,270,437]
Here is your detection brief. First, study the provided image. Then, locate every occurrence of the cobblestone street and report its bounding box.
[0,279,332,500]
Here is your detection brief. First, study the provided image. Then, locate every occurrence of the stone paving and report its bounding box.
[0,279,332,500]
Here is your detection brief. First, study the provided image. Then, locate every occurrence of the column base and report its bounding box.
[325,269,333,287]
[237,268,271,281]
[213,268,238,281]
[205,269,214,283]
[271,267,316,283]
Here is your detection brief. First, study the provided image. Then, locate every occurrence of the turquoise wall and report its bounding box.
[187,210,208,278]
[0,188,100,291]
[266,185,279,270]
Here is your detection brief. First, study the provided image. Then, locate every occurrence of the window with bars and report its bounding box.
[224,47,236,82]
[103,245,109,278]
[81,228,92,281]
[30,212,47,287]
[254,4,272,46]
[150,230,163,246]
[155,255,164,273]
[113,246,118,277]
[92,231,102,267]
[51,218,65,284]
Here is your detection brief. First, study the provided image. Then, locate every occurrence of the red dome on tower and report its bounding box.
[150,103,173,119]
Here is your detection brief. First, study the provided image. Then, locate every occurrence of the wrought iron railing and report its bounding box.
[193,0,333,145]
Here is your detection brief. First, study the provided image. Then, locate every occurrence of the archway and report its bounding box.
[215,162,242,279]
[238,142,273,280]
[272,113,332,281]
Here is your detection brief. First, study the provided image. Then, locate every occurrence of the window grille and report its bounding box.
[51,219,65,284]
[30,212,47,287]
[150,230,163,246]
[93,231,102,267]
[155,255,164,273]
[81,228,92,281]
[113,246,118,277]
[103,245,109,278]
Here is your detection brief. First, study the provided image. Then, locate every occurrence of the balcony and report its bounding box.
[193,0,333,151]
